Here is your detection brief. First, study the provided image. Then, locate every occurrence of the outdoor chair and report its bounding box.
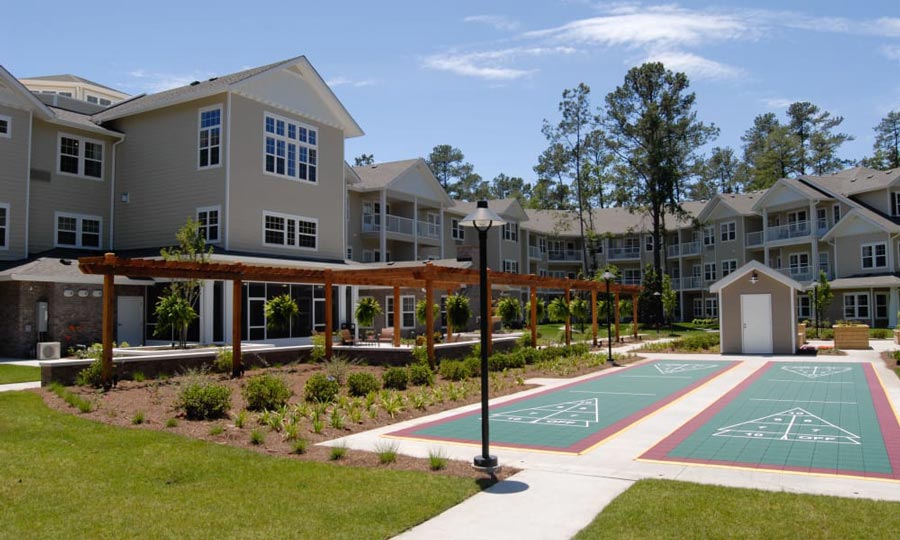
[340,329,355,346]
[379,327,394,344]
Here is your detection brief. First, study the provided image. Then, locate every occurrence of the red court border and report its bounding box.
[388,360,739,454]
[640,362,900,480]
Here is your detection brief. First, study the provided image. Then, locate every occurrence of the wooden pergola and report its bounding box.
[78,253,642,385]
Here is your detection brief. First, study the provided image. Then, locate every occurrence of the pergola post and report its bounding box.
[101,269,114,389]
[530,285,537,349]
[614,292,621,342]
[632,294,639,339]
[591,287,598,347]
[324,271,333,360]
[232,279,242,377]
[425,278,435,369]
[486,277,493,355]
[392,286,401,347]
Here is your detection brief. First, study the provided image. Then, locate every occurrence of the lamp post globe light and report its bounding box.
[460,200,505,471]
[601,270,617,366]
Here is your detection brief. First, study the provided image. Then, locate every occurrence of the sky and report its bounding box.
[6,1,900,184]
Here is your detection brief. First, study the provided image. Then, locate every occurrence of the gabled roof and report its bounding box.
[523,201,703,237]
[819,207,900,242]
[750,177,830,211]
[344,162,361,185]
[803,167,900,197]
[522,209,578,235]
[93,56,364,137]
[22,74,126,95]
[351,158,453,205]
[450,198,530,223]
[48,106,123,137]
[696,191,765,222]
[0,65,54,118]
[709,260,802,293]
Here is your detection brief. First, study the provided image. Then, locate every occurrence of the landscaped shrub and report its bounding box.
[679,332,720,351]
[487,351,525,371]
[323,355,354,385]
[439,360,471,381]
[347,372,380,397]
[871,328,890,339]
[463,355,481,377]
[242,373,292,411]
[177,380,232,420]
[408,363,435,386]
[304,373,340,403]
[382,367,409,390]
[213,348,233,373]
[690,318,718,329]
[75,358,104,388]
[806,327,834,339]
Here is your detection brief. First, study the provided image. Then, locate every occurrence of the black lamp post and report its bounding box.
[653,291,662,337]
[461,200,505,471]
[602,270,618,366]
[813,284,820,339]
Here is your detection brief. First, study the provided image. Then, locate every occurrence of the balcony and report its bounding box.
[528,246,543,260]
[607,246,641,261]
[745,230,764,247]
[621,275,642,286]
[548,249,582,262]
[362,214,440,241]
[667,241,701,258]
[672,276,702,290]
[765,221,811,243]
[775,265,815,283]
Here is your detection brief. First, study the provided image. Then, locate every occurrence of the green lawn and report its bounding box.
[0,392,479,540]
[575,479,900,540]
[0,364,40,384]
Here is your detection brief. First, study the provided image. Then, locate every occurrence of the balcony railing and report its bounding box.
[766,221,810,242]
[528,246,542,259]
[775,265,815,282]
[667,241,701,258]
[362,214,440,240]
[607,246,641,260]
[745,230,764,247]
[621,275,642,286]
[672,276,702,290]
[548,249,582,262]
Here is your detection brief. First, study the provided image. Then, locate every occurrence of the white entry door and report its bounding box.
[741,294,773,354]
[117,296,144,346]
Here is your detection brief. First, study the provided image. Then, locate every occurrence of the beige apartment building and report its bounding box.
[1,56,899,358]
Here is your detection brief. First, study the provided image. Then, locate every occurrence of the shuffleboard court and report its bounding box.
[387,360,739,454]
[640,362,900,481]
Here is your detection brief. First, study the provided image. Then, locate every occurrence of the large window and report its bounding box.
[263,211,317,250]
[197,206,220,243]
[644,234,654,252]
[502,222,518,241]
[451,218,465,241]
[58,134,103,179]
[844,293,869,319]
[55,212,101,249]
[703,225,715,246]
[503,260,519,274]
[386,295,416,328]
[264,113,317,182]
[798,295,811,319]
[704,262,716,282]
[198,106,221,168]
[721,259,737,277]
[720,221,736,242]
[693,298,704,317]
[0,203,8,249]
[0,115,10,138]
[861,242,887,269]
[789,252,809,272]
[704,297,718,318]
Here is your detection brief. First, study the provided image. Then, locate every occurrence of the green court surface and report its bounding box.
[641,362,900,480]
[389,360,738,454]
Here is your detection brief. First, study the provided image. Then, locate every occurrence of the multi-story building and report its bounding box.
[3,56,900,358]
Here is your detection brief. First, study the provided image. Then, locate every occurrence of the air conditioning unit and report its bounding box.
[37,341,61,360]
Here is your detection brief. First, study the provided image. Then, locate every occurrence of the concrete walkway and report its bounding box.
[0,358,42,392]
[321,340,900,540]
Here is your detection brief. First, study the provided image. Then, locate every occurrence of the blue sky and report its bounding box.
[7,1,900,184]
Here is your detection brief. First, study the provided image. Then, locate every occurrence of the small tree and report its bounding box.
[354,297,382,328]
[809,270,834,338]
[569,296,589,334]
[154,218,211,347]
[496,296,522,329]
[445,294,471,340]
[661,274,678,330]
[265,293,298,333]
[525,299,546,325]
[547,297,569,323]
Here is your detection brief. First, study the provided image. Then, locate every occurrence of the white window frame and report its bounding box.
[703,225,715,246]
[502,222,518,242]
[861,242,887,269]
[789,252,809,271]
[798,295,811,319]
[703,262,717,282]
[623,268,641,285]
[875,293,889,320]
[198,105,222,169]
[0,114,11,139]
[704,297,718,318]
[54,211,102,249]
[832,204,841,225]
[57,132,104,180]
[693,298,704,317]
[451,218,465,241]
[385,296,395,327]
[346,247,353,260]
[893,193,900,217]
[719,221,736,242]
[400,295,416,329]
[644,234,654,252]
[0,202,8,249]
[262,211,318,251]
[843,293,870,320]
[263,111,318,184]
[196,206,221,244]
[721,259,737,277]
[503,259,519,274]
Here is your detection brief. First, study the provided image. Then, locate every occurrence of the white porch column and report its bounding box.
[200,280,215,343]
[440,203,445,259]
[762,208,769,267]
[351,286,360,339]
[413,196,419,261]
[810,202,818,281]
[380,189,387,260]
[338,285,348,328]
[223,280,235,344]
[525,228,531,273]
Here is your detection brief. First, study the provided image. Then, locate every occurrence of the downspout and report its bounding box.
[108,136,125,250]
[224,92,232,251]
[25,111,32,257]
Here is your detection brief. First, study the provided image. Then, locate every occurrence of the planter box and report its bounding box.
[797,323,806,347]
[833,325,869,350]
[894,329,900,345]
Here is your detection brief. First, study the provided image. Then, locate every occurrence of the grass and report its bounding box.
[574,479,900,540]
[0,364,40,385]
[0,391,479,539]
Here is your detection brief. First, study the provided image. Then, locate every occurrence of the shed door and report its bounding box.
[741,294,773,354]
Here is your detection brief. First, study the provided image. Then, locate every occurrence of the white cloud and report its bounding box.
[642,50,744,80]
[326,76,377,88]
[880,45,900,62]
[463,14,520,32]
[423,46,577,80]
[123,69,215,93]
[760,97,794,109]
